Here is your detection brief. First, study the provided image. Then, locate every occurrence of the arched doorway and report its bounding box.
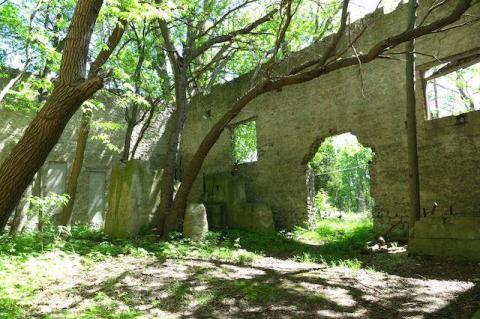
[308,132,374,221]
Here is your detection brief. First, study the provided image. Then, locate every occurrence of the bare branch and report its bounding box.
[199,0,259,38]
[268,0,295,66]
[158,19,179,70]
[288,0,350,75]
[430,15,480,32]
[418,0,448,27]
[189,8,278,61]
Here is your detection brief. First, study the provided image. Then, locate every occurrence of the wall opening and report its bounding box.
[424,57,480,120]
[231,119,258,164]
[87,169,106,227]
[308,133,374,220]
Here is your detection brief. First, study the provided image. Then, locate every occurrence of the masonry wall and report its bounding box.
[180,0,480,239]
[0,92,167,226]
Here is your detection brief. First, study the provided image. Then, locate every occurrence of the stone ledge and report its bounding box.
[409,238,480,261]
[413,216,480,240]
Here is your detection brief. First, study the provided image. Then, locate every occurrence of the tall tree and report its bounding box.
[406,0,420,238]
[60,10,172,226]
[0,0,119,232]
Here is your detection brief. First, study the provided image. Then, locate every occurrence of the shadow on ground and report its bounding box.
[2,227,480,318]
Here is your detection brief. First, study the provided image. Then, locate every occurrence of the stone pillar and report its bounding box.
[104,160,161,238]
[183,203,208,241]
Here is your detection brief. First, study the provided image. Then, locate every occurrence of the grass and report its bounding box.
[0,215,374,318]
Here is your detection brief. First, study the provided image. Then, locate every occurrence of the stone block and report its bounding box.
[409,215,480,260]
[183,203,209,241]
[104,160,160,238]
[409,238,480,261]
[413,216,480,240]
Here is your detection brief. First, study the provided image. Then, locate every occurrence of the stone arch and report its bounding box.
[303,130,377,226]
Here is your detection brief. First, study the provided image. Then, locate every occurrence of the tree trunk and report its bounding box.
[121,52,145,162]
[122,118,136,162]
[0,71,27,105]
[157,64,189,236]
[406,0,421,239]
[59,110,91,226]
[0,0,104,232]
[130,102,157,159]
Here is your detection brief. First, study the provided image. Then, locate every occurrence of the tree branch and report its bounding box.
[189,8,278,61]
[58,0,104,84]
[88,19,127,79]
[199,0,258,38]
[288,0,350,75]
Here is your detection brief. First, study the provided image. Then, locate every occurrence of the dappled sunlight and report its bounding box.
[1,227,479,318]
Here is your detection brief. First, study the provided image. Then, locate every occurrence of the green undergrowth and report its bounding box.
[0,216,374,318]
[0,215,374,265]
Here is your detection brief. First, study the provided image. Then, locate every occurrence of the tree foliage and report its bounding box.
[232,120,258,164]
[310,134,373,214]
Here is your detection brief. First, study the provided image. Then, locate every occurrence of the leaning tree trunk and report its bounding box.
[59,110,91,226]
[0,0,104,232]
[165,83,267,234]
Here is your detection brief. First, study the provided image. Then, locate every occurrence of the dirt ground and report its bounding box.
[26,248,480,319]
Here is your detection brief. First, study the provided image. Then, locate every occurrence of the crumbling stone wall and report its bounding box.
[0,92,164,226]
[180,1,480,239]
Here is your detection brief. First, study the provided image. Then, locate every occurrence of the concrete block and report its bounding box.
[104,160,160,238]
[410,215,480,260]
[183,203,209,241]
[409,238,480,261]
[413,216,480,240]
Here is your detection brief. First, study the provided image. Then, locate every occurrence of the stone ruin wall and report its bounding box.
[180,0,480,239]
[0,92,168,227]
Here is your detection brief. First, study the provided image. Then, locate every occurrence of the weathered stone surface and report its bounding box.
[183,203,208,241]
[104,160,160,238]
[205,203,226,230]
[1,2,480,245]
[409,215,480,260]
[409,238,480,262]
[233,203,275,233]
[0,92,170,228]
[203,172,275,232]
[413,215,480,240]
